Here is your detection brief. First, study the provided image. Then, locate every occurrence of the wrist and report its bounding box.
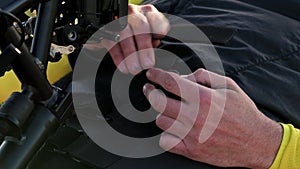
[248,119,283,169]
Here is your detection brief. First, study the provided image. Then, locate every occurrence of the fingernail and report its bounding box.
[134,65,142,72]
[143,55,155,69]
[146,69,152,79]
[143,83,153,91]
[118,62,128,74]
[143,83,149,95]
[130,64,142,75]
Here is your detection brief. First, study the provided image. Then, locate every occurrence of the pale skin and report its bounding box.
[98,4,283,169]
[91,4,170,75]
[143,68,282,168]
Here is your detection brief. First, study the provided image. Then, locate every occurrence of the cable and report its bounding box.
[0,8,25,48]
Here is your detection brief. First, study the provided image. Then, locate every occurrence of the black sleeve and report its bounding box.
[239,0,300,21]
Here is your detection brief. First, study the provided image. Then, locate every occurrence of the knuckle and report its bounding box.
[141,4,156,12]
[194,68,206,80]
[131,13,148,27]
[195,68,206,76]
[152,17,170,37]
[137,16,149,28]
[128,4,137,14]
[128,15,150,35]
[163,75,176,91]
[225,77,234,84]
[225,77,237,89]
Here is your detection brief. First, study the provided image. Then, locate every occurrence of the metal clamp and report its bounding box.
[50,43,75,58]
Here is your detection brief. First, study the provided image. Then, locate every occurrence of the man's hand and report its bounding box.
[143,68,283,168]
[100,4,169,75]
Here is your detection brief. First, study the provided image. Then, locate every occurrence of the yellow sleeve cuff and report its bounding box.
[129,0,143,5]
[269,123,300,169]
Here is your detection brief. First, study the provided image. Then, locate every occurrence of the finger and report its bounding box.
[159,132,186,154]
[143,83,201,125]
[152,39,161,48]
[136,34,155,70]
[156,115,191,139]
[128,4,138,15]
[146,68,210,102]
[143,83,180,118]
[109,45,129,74]
[140,5,170,38]
[183,68,237,90]
[100,40,129,74]
[128,12,155,70]
[119,25,142,75]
